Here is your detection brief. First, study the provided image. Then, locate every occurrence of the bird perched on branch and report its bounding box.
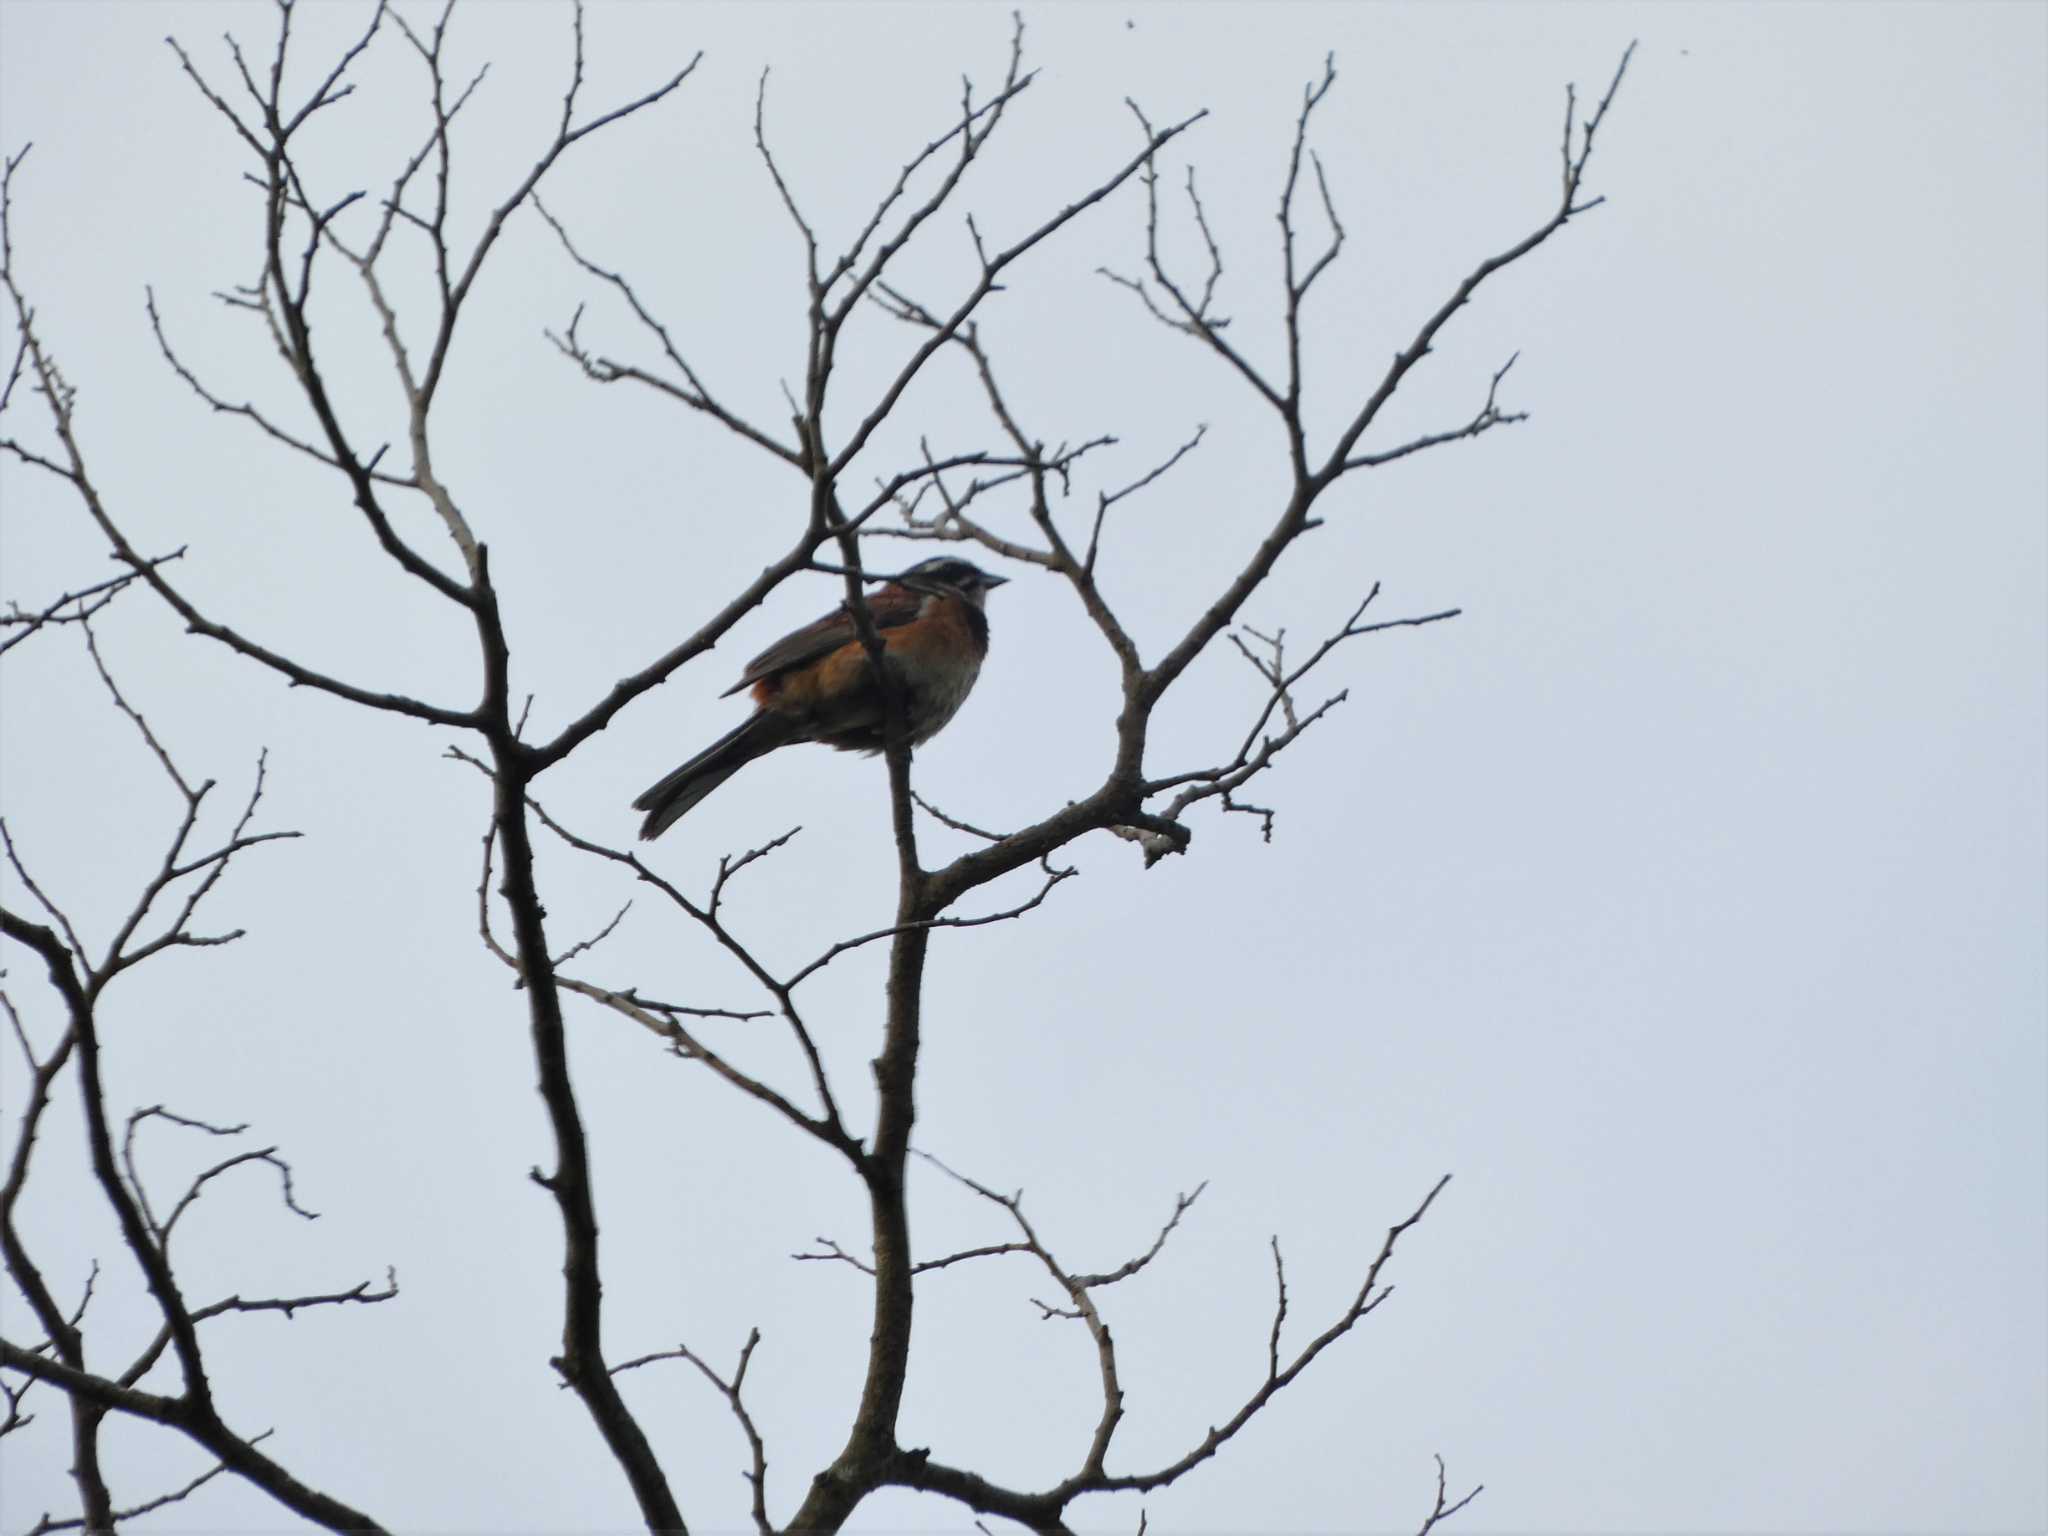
[633,557,1010,839]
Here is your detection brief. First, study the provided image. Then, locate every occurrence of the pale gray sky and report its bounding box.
[2,3,2043,1533]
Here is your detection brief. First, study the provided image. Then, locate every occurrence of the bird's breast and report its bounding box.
[888,597,987,744]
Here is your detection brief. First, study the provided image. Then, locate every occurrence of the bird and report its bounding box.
[633,556,1010,839]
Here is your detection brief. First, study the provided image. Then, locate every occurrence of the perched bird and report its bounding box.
[633,556,1009,839]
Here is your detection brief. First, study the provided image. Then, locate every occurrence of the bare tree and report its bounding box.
[1,4,1629,1531]
[0,567,396,1533]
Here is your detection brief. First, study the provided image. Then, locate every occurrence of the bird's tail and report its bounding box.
[633,713,800,840]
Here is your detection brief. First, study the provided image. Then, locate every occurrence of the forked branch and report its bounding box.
[0,596,381,1533]
[882,1174,1453,1528]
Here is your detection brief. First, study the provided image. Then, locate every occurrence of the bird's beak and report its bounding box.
[982,572,1010,588]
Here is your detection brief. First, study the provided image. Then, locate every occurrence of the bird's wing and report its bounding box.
[720,588,923,697]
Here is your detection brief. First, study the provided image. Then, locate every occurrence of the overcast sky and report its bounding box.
[2,2,2043,1533]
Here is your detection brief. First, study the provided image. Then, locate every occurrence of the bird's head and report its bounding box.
[897,556,1010,608]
